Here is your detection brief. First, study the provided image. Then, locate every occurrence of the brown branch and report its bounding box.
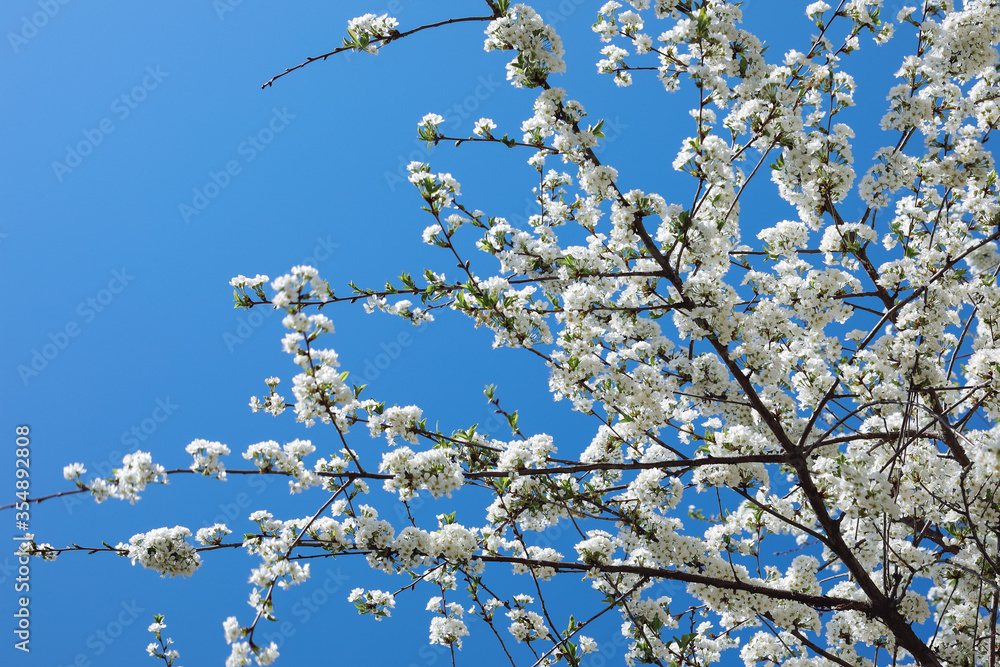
[0,455,788,511]
[261,15,496,89]
[476,555,868,612]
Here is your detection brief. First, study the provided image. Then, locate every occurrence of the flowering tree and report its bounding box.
[13,1,1000,665]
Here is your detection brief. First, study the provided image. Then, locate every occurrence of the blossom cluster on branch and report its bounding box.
[15,1,1000,666]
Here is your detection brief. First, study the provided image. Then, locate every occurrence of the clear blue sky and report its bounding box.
[3,2,909,665]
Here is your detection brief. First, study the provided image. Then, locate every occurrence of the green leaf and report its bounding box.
[507,410,519,433]
[678,632,697,651]
[695,7,711,37]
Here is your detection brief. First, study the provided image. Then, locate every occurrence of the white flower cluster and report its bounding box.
[225,640,278,667]
[62,462,85,483]
[145,615,180,666]
[344,13,398,54]
[300,515,351,553]
[117,526,200,578]
[15,533,57,561]
[240,267,358,430]
[593,3,646,80]
[485,4,566,88]
[619,595,678,662]
[363,293,434,324]
[805,1,830,22]
[345,505,396,571]
[473,116,496,138]
[240,514,318,627]
[818,222,877,266]
[597,44,631,87]
[230,273,270,309]
[368,404,424,444]
[757,220,810,259]
[858,146,916,209]
[407,161,461,213]
[574,530,616,566]
[229,274,269,289]
[270,265,332,310]
[380,446,464,500]
[506,595,550,643]
[390,523,480,571]
[242,439,321,493]
[185,438,230,480]
[348,587,396,619]
[417,112,445,143]
[513,545,562,580]
[426,597,470,648]
[195,523,231,545]
[485,473,573,532]
[87,451,167,504]
[452,272,553,349]
[496,433,555,470]
[222,616,244,644]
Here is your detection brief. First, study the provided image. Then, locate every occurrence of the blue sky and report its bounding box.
[3,2,912,665]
